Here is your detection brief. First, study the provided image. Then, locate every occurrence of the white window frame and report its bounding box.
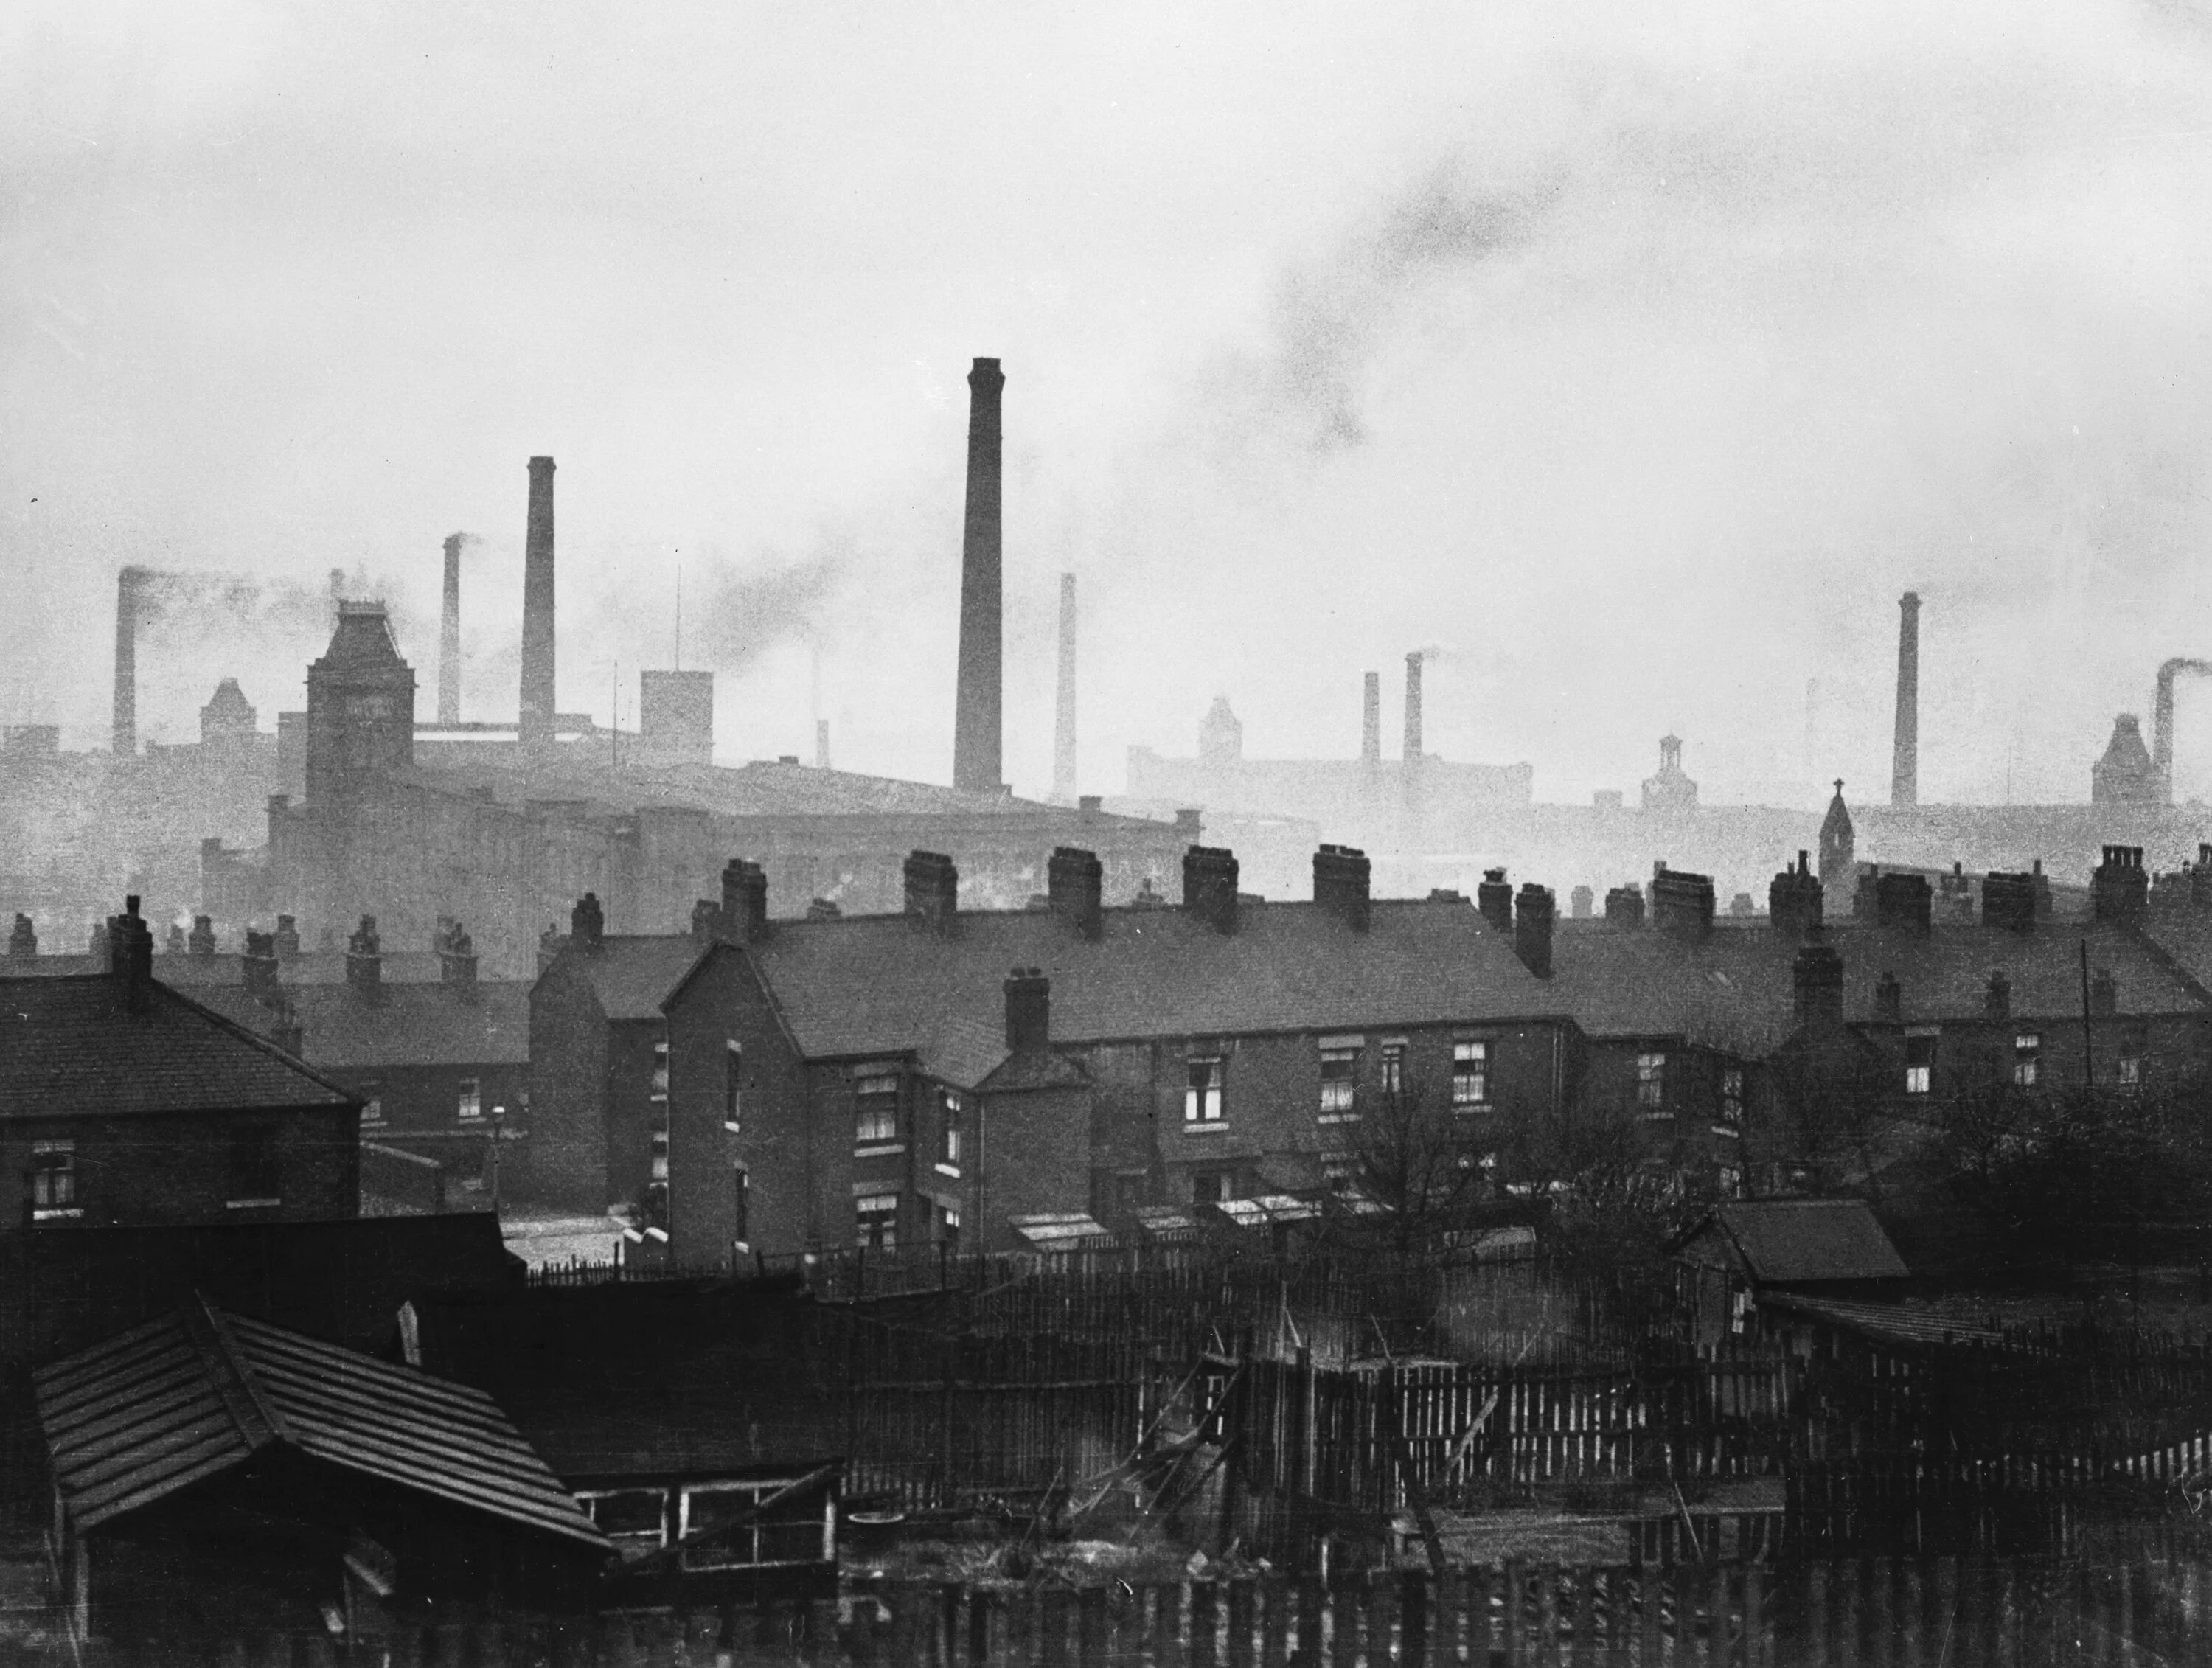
[578,1487,670,1549]
[855,1192,899,1251]
[31,1141,80,1220]
[854,1071,901,1152]
[456,1078,483,1121]
[723,1040,742,1133]
[1716,1066,1745,1136]
[937,1090,963,1175]
[2013,1032,2041,1089]
[676,1480,837,1571]
[1452,1040,1489,1108]
[1636,1052,1668,1116]
[1904,1029,1936,1097]
[1185,1057,1225,1125]
[1318,1046,1358,1122]
[359,1098,385,1130]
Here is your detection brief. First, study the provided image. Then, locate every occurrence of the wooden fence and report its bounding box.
[72,1556,2212,1667]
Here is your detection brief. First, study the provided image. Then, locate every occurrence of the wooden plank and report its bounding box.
[1639,1565,1663,1668]
[1806,1563,1828,1668]
[1399,1571,1430,1668]
[1296,1574,1326,1668]
[1742,1566,1764,1668]
[1228,1579,1258,1668]
[1328,1578,1360,1668]
[1191,1582,1220,1668]
[1504,1560,1526,1668]
[1260,1574,1294,1668]
[1568,1567,1594,1668]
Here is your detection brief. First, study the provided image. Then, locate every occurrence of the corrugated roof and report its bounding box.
[722,897,1551,1058]
[35,1299,605,1548]
[1707,1199,1910,1284]
[0,975,357,1120]
[552,936,709,1022]
[194,981,529,1069]
[1546,918,2205,1043]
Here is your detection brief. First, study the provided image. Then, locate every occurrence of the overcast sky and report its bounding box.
[7,1,2212,805]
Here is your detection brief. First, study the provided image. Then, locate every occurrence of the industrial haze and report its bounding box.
[7,1,2212,807]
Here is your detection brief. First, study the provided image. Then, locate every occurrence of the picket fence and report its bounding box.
[67,1556,2212,1668]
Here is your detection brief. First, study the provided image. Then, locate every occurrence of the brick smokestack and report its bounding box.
[1402,652,1424,764]
[113,567,142,757]
[1361,672,1380,768]
[1891,591,1919,807]
[953,358,1004,793]
[521,457,557,748]
[439,532,464,726]
[1051,571,1077,801]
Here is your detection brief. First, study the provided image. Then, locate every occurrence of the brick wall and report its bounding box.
[526,962,614,1213]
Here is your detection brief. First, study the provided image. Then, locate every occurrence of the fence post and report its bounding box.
[1742,1564,1765,1668]
[1806,1563,1828,1668]
[1400,1570,1430,1668]
[1327,1577,1359,1668]
[1295,1574,1325,1668]
[1259,1574,1293,1668]
[1503,1560,1525,1667]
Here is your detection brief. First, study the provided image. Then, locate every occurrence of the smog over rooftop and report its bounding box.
[7,1,2212,802]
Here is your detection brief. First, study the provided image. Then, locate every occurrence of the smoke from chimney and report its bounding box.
[113,567,142,757]
[1891,591,1919,807]
[521,458,557,747]
[1052,571,1077,801]
[953,358,1004,793]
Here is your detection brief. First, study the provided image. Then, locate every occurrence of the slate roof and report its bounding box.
[705,897,1553,1059]
[34,1298,605,1548]
[550,936,709,1022]
[0,974,358,1121]
[1545,918,2205,1046]
[1688,1199,1910,1285]
[7,951,449,985]
[195,981,530,1069]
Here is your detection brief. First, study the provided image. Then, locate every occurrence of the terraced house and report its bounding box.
[658,845,1580,1265]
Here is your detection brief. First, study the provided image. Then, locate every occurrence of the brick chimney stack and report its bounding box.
[114,567,142,757]
[187,915,216,959]
[904,851,960,932]
[953,358,1004,793]
[346,915,383,999]
[1514,883,1555,979]
[1313,845,1372,934]
[7,914,34,958]
[1792,926,1844,1030]
[520,457,557,748]
[2092,844,2148,921]
[1891,591,1920,807]
[1477,869,1513,933]
[1048,847,1104,941]
[1181,846,1240,934]
[439,532,464,726]
[242,930,280,1002]
[720,860,769,945]
[1769,851,1823,939]
[1004,966,1050,1055]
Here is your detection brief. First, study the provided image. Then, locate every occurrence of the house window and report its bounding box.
[855,1192,899,1251]
[1636,1052,1668,1115]
[732,1167,749,1246]
[359,1099,384,1130]
[2013,1033,2041,1089]
[855,1072,900,1150]
[1192,1170,1225,1206]
[30,1141,78,1220]
[939,1091,963,1174]
[1185,1057,1224,1124]
[1318,1046,1358,1119]
[1718,1165,1744,1199]
[1905,1032,1935,1097]
[227,1125,280,1206]
[724,1040,742,1133]
[1380,1040,1407,1102]
[937,1202,961,1251]
[652,1041,669,1102]
[1453,1041,1489,1108]
[678,1481,835,1571]
[2119,1027,2146,1088]
[1718,1067,1745,1133]
[456,1078,482,1121]
[580,1488,670,1550]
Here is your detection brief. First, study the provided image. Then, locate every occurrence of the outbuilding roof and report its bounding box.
[34,1299,605,1548]
[1683,1198,1911,1285]
[0,974,357,1121]
[690,896,1553,1060]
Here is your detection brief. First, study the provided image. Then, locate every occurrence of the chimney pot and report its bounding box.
[1513,883,1555,979]
[1181,845,1240,934]
[569,893,605,952]
[1312,845,1371,934]
[1604,884,1646,929]
[188,915,217,959]
[1651,866,1717,942]
[1004,965,1051,1054]
[242,930,280,1001]
[7,913,35,958]
[2093,844,2149,921]
[1476,869,1513,933]
[1769,856,1824,939]
[903,850,961,931]
[1569,884,1593,920]
[720,859,770,945]
[1048,847,1105,940]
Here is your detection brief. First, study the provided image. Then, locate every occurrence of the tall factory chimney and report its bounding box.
[112,568,140,757]
[1051,572,1077,802]
[521,457,557,748]
[953,358,1004,793]
[1361,672,1381,768]
[1402,652,1425,763]
[438,533,464,726]
[1891,591,1920,807]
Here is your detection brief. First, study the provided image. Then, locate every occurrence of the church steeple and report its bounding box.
[1818,778,1855,897]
